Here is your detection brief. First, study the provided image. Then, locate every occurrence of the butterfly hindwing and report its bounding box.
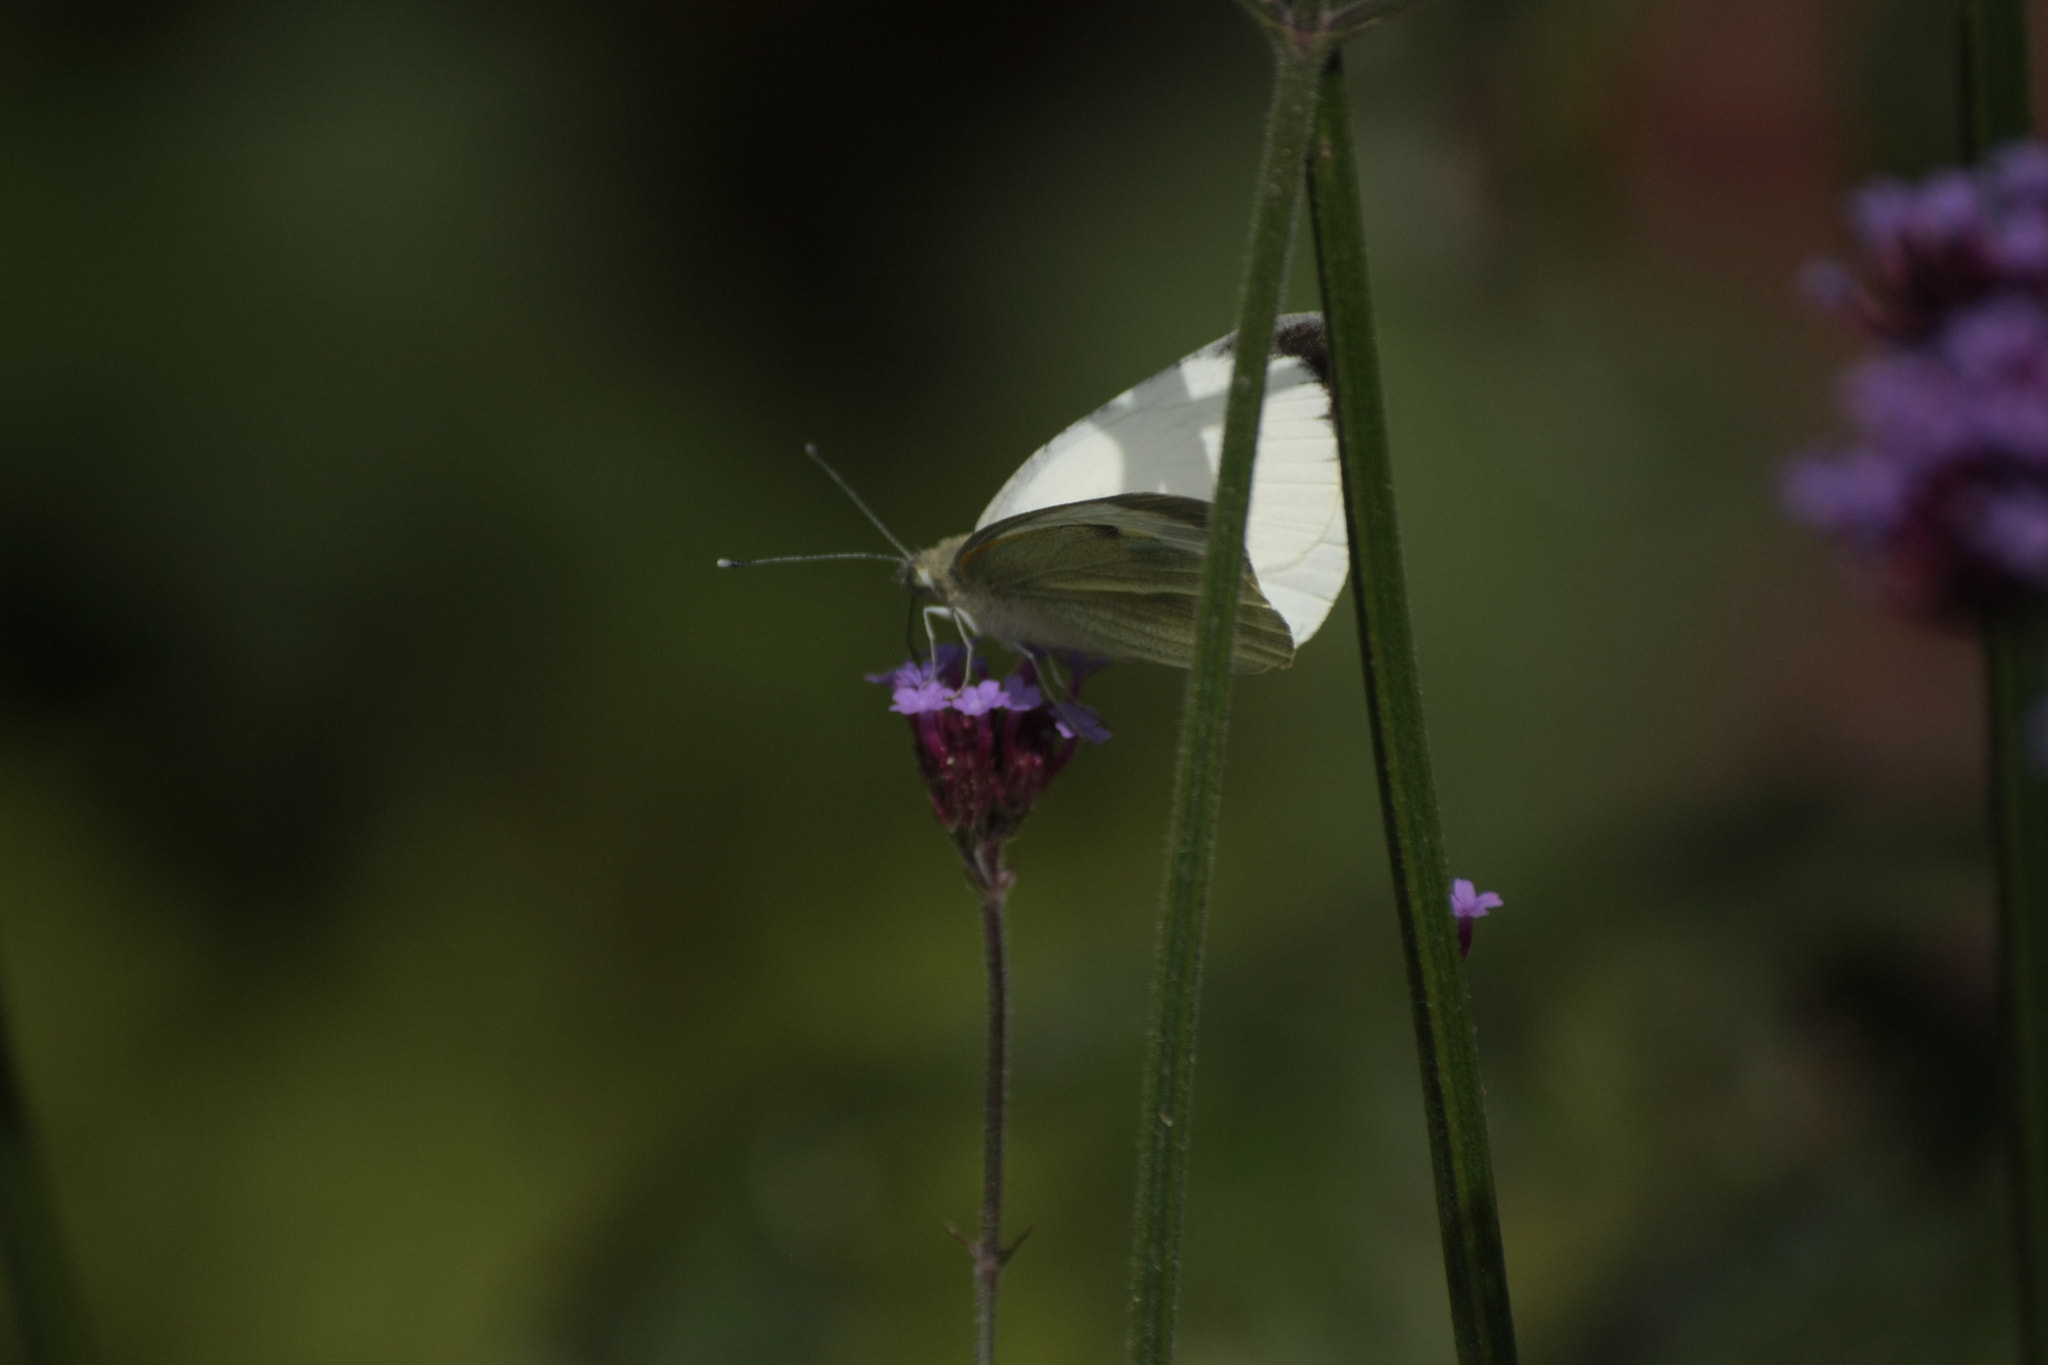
[951,494,1296,672]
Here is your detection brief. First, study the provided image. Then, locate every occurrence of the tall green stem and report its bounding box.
[1958,0,2044,1356]
[1304,49,1518,1365]
[1126,28,1326,1365]
[0,990,90,1365]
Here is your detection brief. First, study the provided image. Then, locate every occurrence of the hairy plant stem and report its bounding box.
[1127,23,1327,1365]
[962,840,1015,1365]
[1304,48,1518,1365]
[1958,0,2045,1355]
[0,985,90,1365]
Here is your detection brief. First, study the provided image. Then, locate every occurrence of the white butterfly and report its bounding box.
[908,313,1347,671]
[725,314,1349,672]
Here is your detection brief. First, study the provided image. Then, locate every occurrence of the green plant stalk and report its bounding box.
[1959,0,2046,1355]
[1988,617,2048,1363]
[1126,29,1326,1365]
[1961,0,2030,159]
[0,992,89,1365]
[1304,49,1519,1365]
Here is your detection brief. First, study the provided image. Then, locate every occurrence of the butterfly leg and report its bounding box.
[950,607,982,681]
[920,605,950,662]
[921,605,984,686]
[1027,646,1071,705]
[921,605,974,671]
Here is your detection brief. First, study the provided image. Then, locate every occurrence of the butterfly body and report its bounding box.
[908,493,1295,672]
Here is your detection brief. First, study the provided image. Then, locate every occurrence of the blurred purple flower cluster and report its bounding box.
[1785,143,2048,619]
[868,647,1107,868]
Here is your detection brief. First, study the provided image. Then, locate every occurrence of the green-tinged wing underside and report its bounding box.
[953,493,1295,672]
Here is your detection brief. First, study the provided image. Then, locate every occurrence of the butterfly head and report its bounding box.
[904,536,969,600]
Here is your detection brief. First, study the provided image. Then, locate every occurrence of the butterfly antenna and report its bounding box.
[805,443,914,561]
[716,552,903,569]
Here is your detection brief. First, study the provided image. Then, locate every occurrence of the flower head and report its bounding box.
[868,648,1108,871]
[1785,143,2048,620]
[1811,144,2048,343]
[1449,878,1503,959]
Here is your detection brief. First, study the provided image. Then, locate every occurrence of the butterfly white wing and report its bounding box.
[975,314,1348,647]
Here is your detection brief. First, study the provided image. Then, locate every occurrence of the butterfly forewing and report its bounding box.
[950,494,1296,672]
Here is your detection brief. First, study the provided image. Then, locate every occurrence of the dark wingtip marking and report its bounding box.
[1207,312,1331,388]
[1271,313,1331,387]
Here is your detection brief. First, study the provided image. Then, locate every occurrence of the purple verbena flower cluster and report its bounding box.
[868,647,1108,868]
[1785,142,2048,619]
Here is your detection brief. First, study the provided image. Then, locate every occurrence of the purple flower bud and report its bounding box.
[1449,878,1503,959]
[1992,211,2048,276]
[1911,172,1984,244]
[1940,294,2048,381]
[1782,450,1909,544]
[1838,353,1970,458]
[1797,257,1857,315]
[1956,483,2048,584]
[1850,180,1916,255]
[1995,142,2048,203]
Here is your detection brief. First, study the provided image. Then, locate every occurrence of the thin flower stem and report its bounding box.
[1988,618,2048,1363]
[1958,0,2045,1356]
[969,845,1013,1365]
[1303,49,1519,1365]
[1961,0,2031,160]
[0,989,91,1365]
[1127,27,1326,1365]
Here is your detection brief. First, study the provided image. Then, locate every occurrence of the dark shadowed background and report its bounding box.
[0,0,2034,1361]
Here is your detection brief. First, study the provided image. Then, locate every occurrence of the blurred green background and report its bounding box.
[0,0,2031,1361]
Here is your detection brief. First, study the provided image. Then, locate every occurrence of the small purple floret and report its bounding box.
[1960,486,2048,581]
[950,679,1008,716]
[1781,450,1909,543]
[1052,700,1112,744]
[1449,878,1503,959]
[998,673,1042,711]
[1997,143,2048,202]
[887,679,951,715]
[1993,212,2048,275]
[1797,257,1857,314]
